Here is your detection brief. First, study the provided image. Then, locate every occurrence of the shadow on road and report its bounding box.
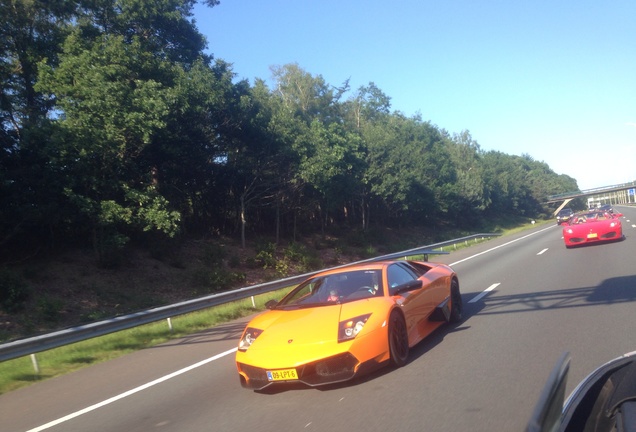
[463,274,636,317]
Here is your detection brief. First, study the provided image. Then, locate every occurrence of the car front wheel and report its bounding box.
[388,310,409,367]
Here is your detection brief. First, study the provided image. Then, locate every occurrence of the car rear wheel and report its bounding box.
[388,310,409,367]
[449,279,463,323]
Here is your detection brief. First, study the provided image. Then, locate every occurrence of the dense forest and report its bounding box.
[1,0,579,266]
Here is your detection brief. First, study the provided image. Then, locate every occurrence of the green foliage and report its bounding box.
[283,242,322,271]
[190,268,245,293]
[274,260,289,278]
[37,296,64,323]
[362,245,378,259]
[0,0,578,261]
[93,226,129,268]
[203,243,227,266]
[255,241,277,269]
[0,269,31,312]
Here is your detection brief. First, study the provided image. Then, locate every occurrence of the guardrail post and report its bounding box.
[167,317,173,332]
[30,353,40,374]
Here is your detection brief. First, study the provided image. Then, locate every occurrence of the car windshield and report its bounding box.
[570,211,611,224]
[275,269,383,308]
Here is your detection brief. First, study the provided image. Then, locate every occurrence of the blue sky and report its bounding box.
[192,0,636,191]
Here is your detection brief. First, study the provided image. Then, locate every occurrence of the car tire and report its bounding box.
[388,310,409,367]
[449,279,463,323]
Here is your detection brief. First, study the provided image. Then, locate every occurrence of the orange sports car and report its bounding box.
[235,260,462,390]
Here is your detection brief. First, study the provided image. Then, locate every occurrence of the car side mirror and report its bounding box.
[391,279,423,295]
[265,299,278,309]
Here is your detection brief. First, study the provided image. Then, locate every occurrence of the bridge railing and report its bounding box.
[546,180,636,202]
[0,233,500,363]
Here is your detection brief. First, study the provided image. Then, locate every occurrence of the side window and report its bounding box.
[387,263,417,288]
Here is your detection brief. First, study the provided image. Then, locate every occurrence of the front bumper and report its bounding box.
[237,352,364,390]
[565,230,621,246]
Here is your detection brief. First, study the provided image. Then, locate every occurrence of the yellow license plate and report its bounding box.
[587,233,598,238]
[266,368,298,381]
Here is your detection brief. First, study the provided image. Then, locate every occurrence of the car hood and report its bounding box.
[239,300,386,368]
[252,306,341,348]
[564,219,621,231]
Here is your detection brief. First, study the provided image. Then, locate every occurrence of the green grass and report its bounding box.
[0,288,287,395]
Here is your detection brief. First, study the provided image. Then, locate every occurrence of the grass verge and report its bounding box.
[0,288,286,395]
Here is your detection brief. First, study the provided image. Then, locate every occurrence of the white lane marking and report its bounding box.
[469,283,500,304]
[537,248,548,255]
[449,225,555,266]
[27,347,238,432]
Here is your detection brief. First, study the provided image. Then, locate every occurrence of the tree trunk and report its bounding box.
[275,202,280,245]
[240,195,246,248]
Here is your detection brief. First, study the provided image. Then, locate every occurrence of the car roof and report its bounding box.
[314,262,386,276]
[312,260,422,277]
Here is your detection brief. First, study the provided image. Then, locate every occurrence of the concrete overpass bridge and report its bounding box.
[546,180,636,214]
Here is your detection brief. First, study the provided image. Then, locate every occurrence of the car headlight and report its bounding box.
[610,222,618,228]
[238,327,262,351]
[566,229,573,234]
[338,314,371,343]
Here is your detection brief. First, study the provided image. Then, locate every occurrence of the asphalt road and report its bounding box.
[2,206,636,432]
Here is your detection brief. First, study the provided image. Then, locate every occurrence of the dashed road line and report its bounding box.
[469,283,501,304]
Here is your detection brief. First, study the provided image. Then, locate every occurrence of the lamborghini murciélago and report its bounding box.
[235,260,462,390]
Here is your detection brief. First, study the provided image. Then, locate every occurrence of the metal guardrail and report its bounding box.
[0,233,499,363]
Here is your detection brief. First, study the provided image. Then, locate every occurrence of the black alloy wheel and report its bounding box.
[449,279,463,323]
[388,310,409,367]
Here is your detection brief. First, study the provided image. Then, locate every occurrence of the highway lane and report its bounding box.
[2,206,635,431]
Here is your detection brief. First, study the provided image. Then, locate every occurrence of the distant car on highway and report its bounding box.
[555,208,574,225]
[562,210,624,248]
[235,260,462,390]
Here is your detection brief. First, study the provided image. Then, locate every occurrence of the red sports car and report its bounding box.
[562,210,624,248]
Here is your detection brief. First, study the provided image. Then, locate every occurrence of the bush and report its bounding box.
[0,269,31,312]
[37,296,64,323]
[284,242,322,271]
[228,255,241,268]
[191,267,245,292]
[255,241,277,269]
[203,243,226,266]
[94,229,129,268]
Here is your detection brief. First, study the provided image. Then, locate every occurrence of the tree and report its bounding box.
[442,130,488,225]
[342,83,393,228]
[270,63,336,123]
[345,82,391,129]
[32,0,215,261]
[0,0,76,251]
